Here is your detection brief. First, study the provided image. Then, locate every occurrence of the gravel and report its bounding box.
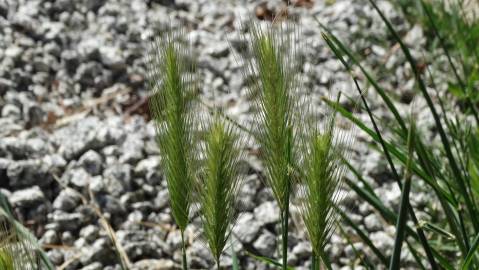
[0,0,440,268]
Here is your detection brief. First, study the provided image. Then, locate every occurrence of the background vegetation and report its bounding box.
[1,0,478,269]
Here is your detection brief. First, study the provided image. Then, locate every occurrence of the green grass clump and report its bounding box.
[198,118,243,269]
[148,28,197,270]
[318,0,479,269]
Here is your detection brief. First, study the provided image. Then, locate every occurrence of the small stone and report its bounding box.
[89,176,106,193]
[364,214,382,231]
[133,259,176,270]
[99,46,126,71]
[233,212,261,243]
[53,116,103,160]
[75,62,110,89]
[134,156,160,175]
[124,240,162,261]
[404,24,424,46]
[103,163,132,196]
[253,201,280,226]
[345,242,364,258]
[205,41,230,58]
[96,194,125,216]
[154,189,169,209]
[53,189,82,211]
[61,50,80,74]
[63,167,91,189]
[0,78,14,95]
[10,186,45,208]
[80,238,117,266]
[292,241,312,260]
[5,46,23,60]
[24,102,46,127]
[80,262,103,270]
[52,211,84,231]
[369,231,394,252]
[135,157,162,185]
[77,38,101,61]
[7,159,53,188]
[119,134,144,164]
[80,225,100,243]
[1,104,21,118]
[61,231,74,246]
[189,241,214,268]
[253,230,276,257]
[78,150,103,175]
[47,249,64,266]
[40,230,59,245]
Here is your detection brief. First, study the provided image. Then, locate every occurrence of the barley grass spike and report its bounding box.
[198,117,243,269]
[246,21,301,270]
[299,113,349,270]
[0,215,43,270]
[148,27,197,270]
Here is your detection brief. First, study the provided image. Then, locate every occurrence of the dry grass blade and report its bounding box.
[52,174,131,269]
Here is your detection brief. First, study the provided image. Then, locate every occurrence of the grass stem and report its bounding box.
[311,252,318,270]
[319,249,332,270]
[181,231,187,270]
[282,193,290,270]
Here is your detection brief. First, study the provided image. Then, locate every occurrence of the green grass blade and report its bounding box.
[337,207,388,265]
[418,221,455,240]
[318,26,407,133]
[231,239,240,270]
[389,118,416,270]
[345,175,455,269]
[343,158,377,198]
[461,233,479,270]
[337,224,375,269]
[405,240,427,270]
[324,97,455,205]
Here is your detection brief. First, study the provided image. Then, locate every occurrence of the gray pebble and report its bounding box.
[253,229,276,257]
[9,186,45,207]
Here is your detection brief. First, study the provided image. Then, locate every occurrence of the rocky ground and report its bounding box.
[0,0,443,269]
